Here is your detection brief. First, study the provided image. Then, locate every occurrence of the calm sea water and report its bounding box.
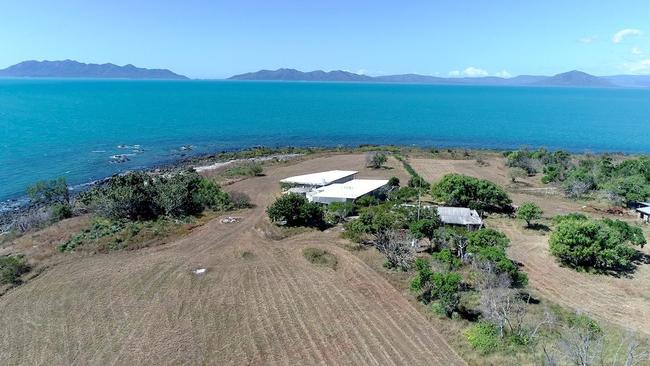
[1,79,649,204]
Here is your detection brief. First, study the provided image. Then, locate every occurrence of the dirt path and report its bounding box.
[0,154,466,365]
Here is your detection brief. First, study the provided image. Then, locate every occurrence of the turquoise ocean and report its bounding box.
[1,79,649,206]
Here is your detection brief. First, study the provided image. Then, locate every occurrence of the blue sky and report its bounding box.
[1,0,649,78]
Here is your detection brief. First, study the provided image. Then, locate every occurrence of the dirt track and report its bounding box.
[0,154,466,365]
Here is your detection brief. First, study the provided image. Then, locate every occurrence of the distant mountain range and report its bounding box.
[230,69,650,88]
[0,60,188,80]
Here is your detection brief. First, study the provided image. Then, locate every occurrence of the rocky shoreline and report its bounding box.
[0,147,307,234]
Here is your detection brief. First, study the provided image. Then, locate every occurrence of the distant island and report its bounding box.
[0,60,188,80]
[230,69,650,88]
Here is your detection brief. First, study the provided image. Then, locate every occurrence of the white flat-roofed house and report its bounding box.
[280,170,357,189]
[310,179,389,204]
[636,202,650,222]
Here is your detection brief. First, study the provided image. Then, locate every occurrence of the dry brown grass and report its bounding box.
[409,154,650,336]
[0,153,465,365]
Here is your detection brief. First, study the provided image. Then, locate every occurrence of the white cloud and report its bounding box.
[612,29,642,43]
[449,66,489,78]
[356,69,367,75]
[463,66,489,77]
[579,36,597,44]
[631,47,644,55]
[623,59,650,74]
[494,70,512,78]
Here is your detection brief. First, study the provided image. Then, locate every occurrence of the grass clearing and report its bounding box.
[303,247,337,270]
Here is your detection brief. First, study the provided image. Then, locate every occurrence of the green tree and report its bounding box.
[549,218,644,271]
[266,193,324,228]
[431,174,512,213]
[516,202,543,227]
[409,219,439,240]
[27,177,69,205]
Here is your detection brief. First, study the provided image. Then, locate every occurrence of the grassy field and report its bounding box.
[1,149,648,365]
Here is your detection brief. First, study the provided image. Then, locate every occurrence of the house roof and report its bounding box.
[312,179,389,200]
[437,206,483,226]
[398,204,483,226]
[637,206,650,215]
[280,170,357,186]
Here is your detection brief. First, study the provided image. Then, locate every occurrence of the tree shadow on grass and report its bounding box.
[526,223,550,232]
[565,250,650,279]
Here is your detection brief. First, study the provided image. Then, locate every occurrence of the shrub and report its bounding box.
[430,272,462,317]
[409,219,439,240]
[549,217,645,271]
[553,212,587,225]
[465,322,501,354]
[516,202,543,227]
[11,208,53,233]
[355,195,379,208]
[431,174,512,213]
[303,248,337,270]
[88,170,233,221]
[431,248,461,270]
[266,193,324,228]
[388,176,400,187]
[196,178,232,211]
[410,257,435,300]
[601,174,650,205]
[508,167,528,183]
[0,255,30,285]
[467,228,510,252]
[225,163,264,177]
[475,246,528,287]
[94,172,160,221]
[51,203,73,222]
[325,202,355,224]
[27,177,69,205]
[154,172,204,217]
[388,186,419,203]
[410,258,461,316]
[366,152,387,169]
[342,219,371,243]
[408,175,430,190]
[375,230,415,270]
[228,191,252,209]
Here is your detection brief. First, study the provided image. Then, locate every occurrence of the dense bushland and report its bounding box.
[506,148,650,204]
